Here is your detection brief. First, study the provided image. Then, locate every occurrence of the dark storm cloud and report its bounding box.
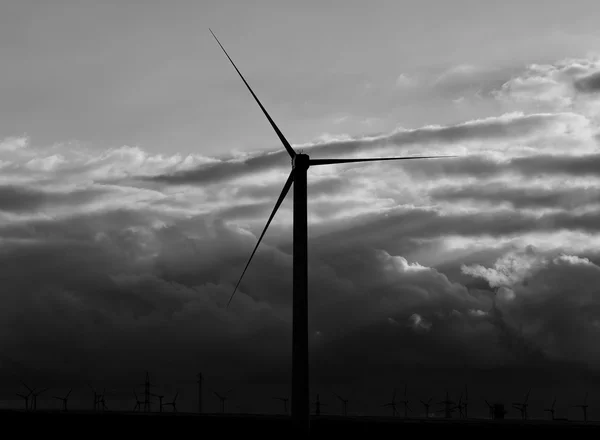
[431,183,600,210]
[405,152,600,180]
[574,71,600,93]
[0,184,108,213]
[146,112,563,186]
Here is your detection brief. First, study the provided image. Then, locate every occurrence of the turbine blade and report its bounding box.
[209,29,296,159]
[309,155,457,166]
[226,170,293,307]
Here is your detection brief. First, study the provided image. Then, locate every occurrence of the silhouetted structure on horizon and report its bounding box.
[52,389,72,412]
[399,385,411,418]
[273,396,290,414]
[209,27,455,436]
[197,373,203,414]
[571,392,589,422]
[544,397,557,420]
[438,391,456,419]
[333,392,349,416]
[312,394,326,416]
[383,389,398,416]
[133,390,144,412]
[213,390,231,414]
[512,389,530,420]
[420,397,432,418]
[163,391,178,412]
[151,392,165,413]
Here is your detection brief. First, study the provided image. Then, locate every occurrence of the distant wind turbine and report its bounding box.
[210,28,457,434]
[383,388,398,416]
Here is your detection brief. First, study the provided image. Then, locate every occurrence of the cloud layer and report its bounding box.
[2,56,600,416]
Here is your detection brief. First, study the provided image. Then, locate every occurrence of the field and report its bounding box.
[2,410,600,436]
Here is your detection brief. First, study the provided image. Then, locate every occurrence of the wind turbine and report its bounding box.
[383,389,398,416]
[53,389,72,412]
[438,390,455,419]
[420,397,432,418]
[332,391,349,416]
[462,384,469,418]
[273,396,290,414]
[213,389,232,414]
[163,391,179,413]
[399,384,411,418]
[133,390,144,412]
[16,391,32,411]
[151,392,165,413]
[209,29,456,434]
[544,396,556,421]
[571,392,589,422]
[484,399,494,419]
[512,388,530,420]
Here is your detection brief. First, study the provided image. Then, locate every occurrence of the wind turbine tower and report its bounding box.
[572,392,589,422]
[383,389,398,416]
[512,389,530,420]
[197,373,203,414]
[333,392,349,416]
[209,29,455,435]
[544,397,556,421]
[420,397,432,418]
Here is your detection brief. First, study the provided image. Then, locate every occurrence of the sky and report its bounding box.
[3,0,600,418]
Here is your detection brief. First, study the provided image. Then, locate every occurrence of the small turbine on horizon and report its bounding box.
[162,391,179,413]
[420,397,433,418]
[399,384,411,418]
[383,389,398,416]
[210,28,457,434]
[213,389,232,414]
[571,392,589,422]
[437,390,456,419]
[544,396,557,421]
[273,396,290,414]
[512,388,530,420]
[52,389,72,412]
[332,391,349,417]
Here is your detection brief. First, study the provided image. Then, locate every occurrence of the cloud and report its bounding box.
[395,73,417,88]
[3,54,600,413]
[574,71,600,93]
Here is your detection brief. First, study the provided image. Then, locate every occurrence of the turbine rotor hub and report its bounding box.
[292,153,310,170]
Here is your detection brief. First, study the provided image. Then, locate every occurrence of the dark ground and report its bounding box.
[2,411,600,436]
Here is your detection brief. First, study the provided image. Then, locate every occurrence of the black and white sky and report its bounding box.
[3,0,600,418]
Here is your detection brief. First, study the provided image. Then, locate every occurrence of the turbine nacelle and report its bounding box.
[292,153,310,170]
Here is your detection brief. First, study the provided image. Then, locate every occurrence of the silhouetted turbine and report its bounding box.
[462,384,469,418]
[571,392,589,422]
[420,397,432,418]
[16,392,31,411]
[383,388,398,416]
[133,390,144,412]
[163,391,179,413]
[52,389,72,412]
[151,392,165,413]
[273,396,289,414]
[484,399,494,419]
[512,388,530,420]
[332,392,349,416]
[544,396,556,420]
[399,384,411,418]
[213,390,231,414]
[210,28,457,434]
